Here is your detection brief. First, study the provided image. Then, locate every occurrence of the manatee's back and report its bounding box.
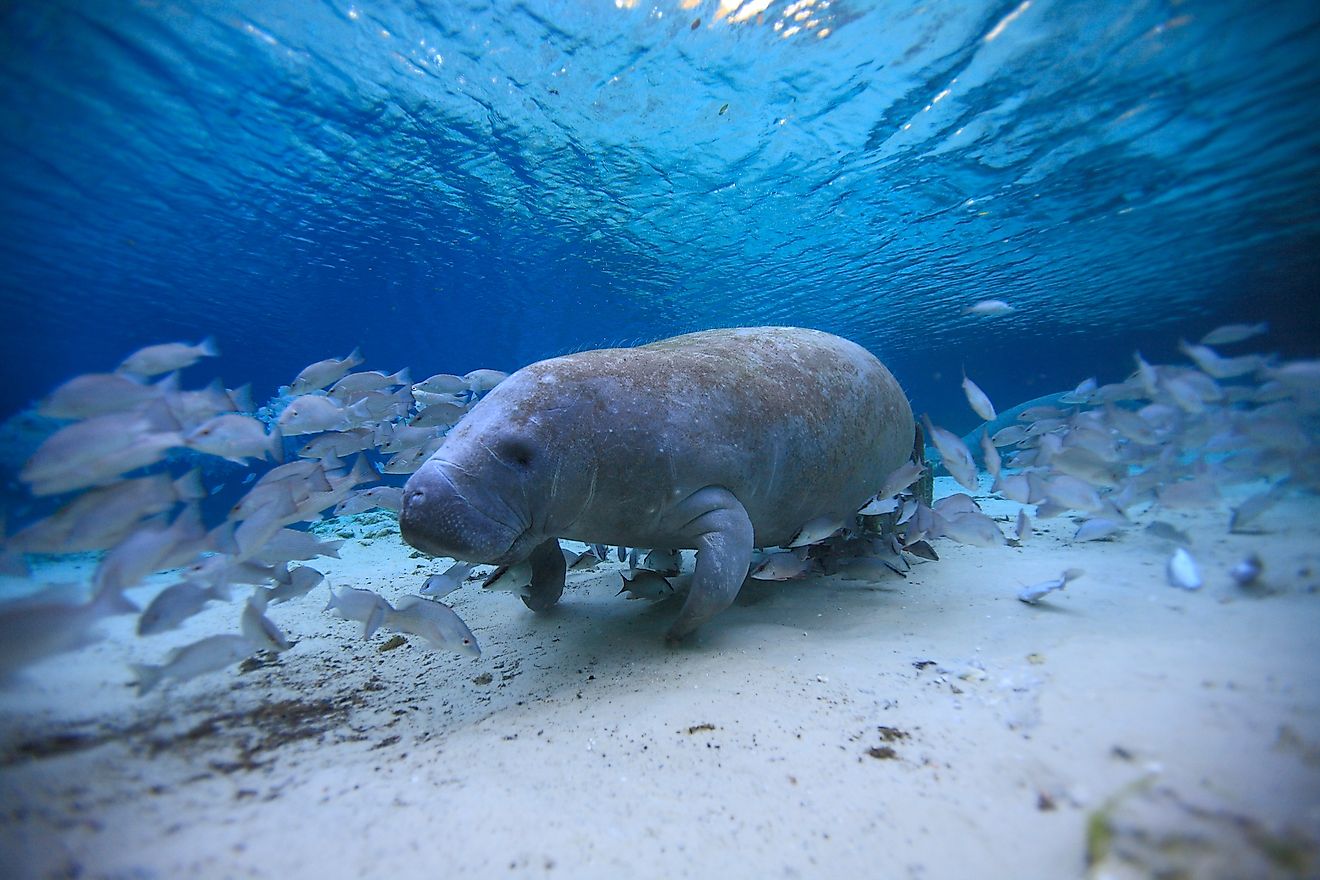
[555,327,914,546]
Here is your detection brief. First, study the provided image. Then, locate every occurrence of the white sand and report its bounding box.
[1,479,1318,879]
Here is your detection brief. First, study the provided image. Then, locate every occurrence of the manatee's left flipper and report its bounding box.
[521,537,566,613]
[667,487,755,641]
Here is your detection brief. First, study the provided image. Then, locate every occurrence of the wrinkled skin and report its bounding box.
[400,327,914,640]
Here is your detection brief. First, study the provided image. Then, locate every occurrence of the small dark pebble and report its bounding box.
[379,635,407,652]
[867,746,897,760]
[686,723,716,734]
[473,672,494,686]
[1037,792,1056,811]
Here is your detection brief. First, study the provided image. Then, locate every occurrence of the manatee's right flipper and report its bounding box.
[667,487,754,641]
[521,537,566,613]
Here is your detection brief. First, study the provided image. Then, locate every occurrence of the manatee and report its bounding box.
[399,327,915,640]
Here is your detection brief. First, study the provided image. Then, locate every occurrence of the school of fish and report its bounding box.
[0,319,1315,692]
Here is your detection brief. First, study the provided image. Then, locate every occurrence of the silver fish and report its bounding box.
[1167,547,1202,590]
[1133,351,1160,398]
[413,389,470,408]
[1199,322,1268,346]
[277,395,353,436]
[353,386,413,421]
[904,539,938,561]
[936,510,1004,547]
[247,528,344,566]
[1017,568,1083,604]
[933,493,981,518]
[21,404,182,495]
[383,596,480,656]
[992,473,1033,504]
[875,460,925,500]
[38,372,170,420]
[1049,446,1121,487]
[858,496,900,516]
[131,634,256,695]
[137,580,229,636]
[185,414,281,463]
[412,373,468,394]
[989,424,1030,446]
[297,428,375,460]
[292,456,379,520]
[9,470,203,554]
[1177,340,1265,380]
[328,368,411,399]
[786,515,844,548]
[374,422,441,454]
[289,347,365,394]
[409,401,467,429]
[568,549,603,571]
[324,585,392,638]
[1073,517,1124,542]
[750,551,814,581]
[233,487,300,560]
[241,590,291,652]
[641,548,682,576]
[382,444,441,475]
[463,369,508,393]
[1229,483,1286,532]
[963,299,1014,316]
[835,556,904,581]
[267,565,325,604]
[0,583,137,679]
[1042,474,1103,513]
[164,379,250,428]
[1012,509,1033,543]
[1144,520,1191,545]
[1156,477,1220,509]
[617,569,678,599]
[980,431,1002,479]
[483,562,533,597]
[334,486,405,516]
[923,416,980,492]
[1058,377,1098,405]
[93,505,207,595]
[255,459,326,487]
[117,337,218,378]
[230,468,328,521]
[961,371,997,421]
[420,562,475,598]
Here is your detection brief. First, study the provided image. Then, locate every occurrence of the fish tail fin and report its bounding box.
[364,603,386,638]
[346,346,364,367]
[267,426,285,463]
[391,367,412,387]
[198,336,220,358]
[131,663,164,695]
[174,469,206,502]
[228,383,254,413]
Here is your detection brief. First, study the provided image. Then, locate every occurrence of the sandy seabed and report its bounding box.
[0,478,1317,880]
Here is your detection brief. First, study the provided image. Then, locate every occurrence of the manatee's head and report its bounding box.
[400,368,573,565]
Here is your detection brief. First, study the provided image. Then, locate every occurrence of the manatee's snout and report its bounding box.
[399,460,522,563]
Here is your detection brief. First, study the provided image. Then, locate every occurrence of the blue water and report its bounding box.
[1,0,1318,437]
